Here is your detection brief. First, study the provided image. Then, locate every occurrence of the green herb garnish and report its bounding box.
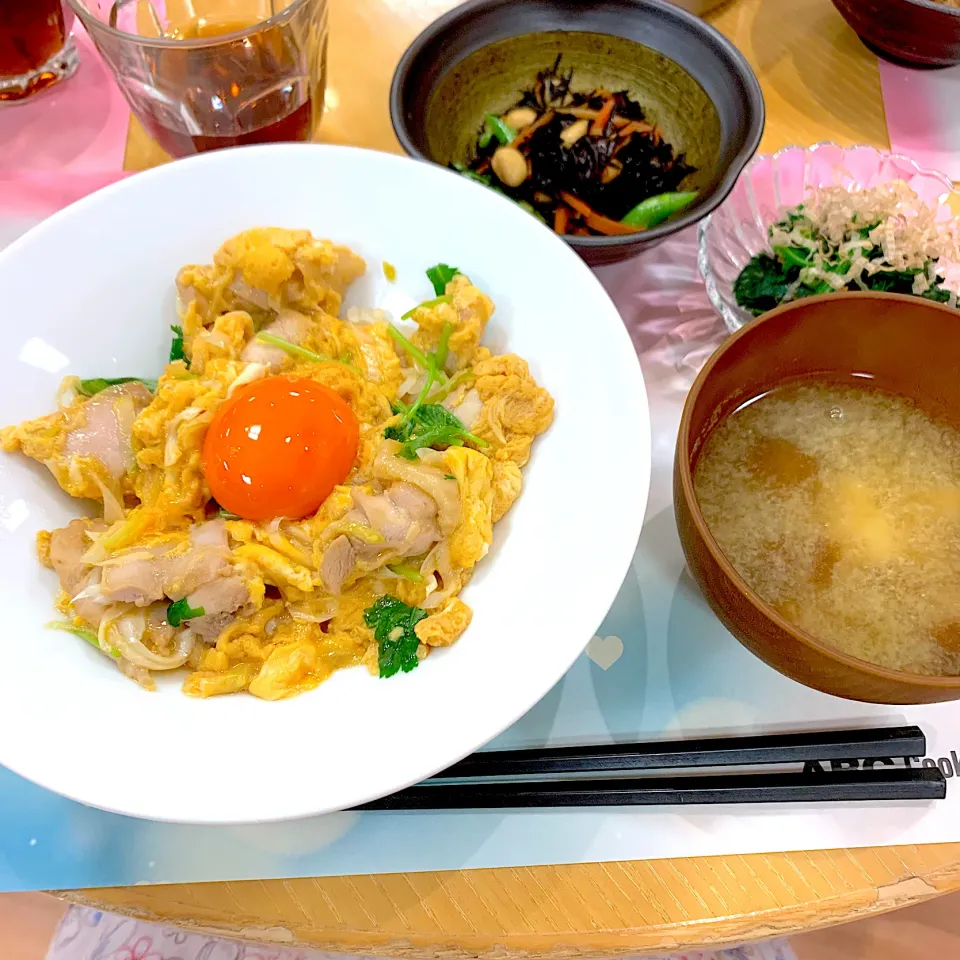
[217,508,241,520]
[169,324,186,363]
[385,402,487,460]
[401,295,451,321]
[77,377,158,397]
[256,332,332,363]
[363,595,428,678]
[426,263,461,296]
[256,332,359,370]
[166,598,206,627]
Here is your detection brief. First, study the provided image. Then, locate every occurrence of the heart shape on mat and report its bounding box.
[585,634,624,670]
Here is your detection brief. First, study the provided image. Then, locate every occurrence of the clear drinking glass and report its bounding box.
[0,0,79,101]
[66,0,329,156]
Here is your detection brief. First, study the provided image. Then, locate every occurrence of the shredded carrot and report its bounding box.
[617,120,655,138]
[554,205,570,235]
[557,107,599,120]
[559,191,643,236]
[512,110,556,149]
[589,98,616,137]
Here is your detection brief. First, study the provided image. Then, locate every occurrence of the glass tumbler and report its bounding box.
[66,0,329,156]
[0,0,80,101]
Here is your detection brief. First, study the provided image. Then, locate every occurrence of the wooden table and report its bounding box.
[75,0,960,954]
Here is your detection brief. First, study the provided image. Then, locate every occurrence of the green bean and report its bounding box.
[621,191,698,229]
[478,114,516,148]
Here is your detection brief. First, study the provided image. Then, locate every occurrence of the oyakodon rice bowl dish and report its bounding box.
[1,228,553,700]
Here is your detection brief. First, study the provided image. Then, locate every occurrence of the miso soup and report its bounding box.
[693,381,960,676]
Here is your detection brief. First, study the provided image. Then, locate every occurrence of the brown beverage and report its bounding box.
[135,15,318,156]
[0,0,71,99]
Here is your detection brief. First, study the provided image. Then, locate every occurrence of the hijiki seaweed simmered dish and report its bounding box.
[734,183,960,316]
[458,57,698,237]
[1,229,553,699]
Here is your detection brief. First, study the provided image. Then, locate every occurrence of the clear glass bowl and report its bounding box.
[697,142,959,333]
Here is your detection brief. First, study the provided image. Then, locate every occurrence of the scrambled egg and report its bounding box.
[2,228,553,700]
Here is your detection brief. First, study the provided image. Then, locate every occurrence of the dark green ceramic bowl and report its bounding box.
[390,0,765,266]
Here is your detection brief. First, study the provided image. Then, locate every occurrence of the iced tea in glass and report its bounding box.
[67,0,328,157]
[0,0,79,101]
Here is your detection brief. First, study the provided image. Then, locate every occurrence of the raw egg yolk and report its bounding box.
[203,376,359,521]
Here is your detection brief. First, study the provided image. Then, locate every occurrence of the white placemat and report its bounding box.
[1,214,958,892]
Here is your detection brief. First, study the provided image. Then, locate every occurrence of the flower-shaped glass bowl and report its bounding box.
[698,142,959,333]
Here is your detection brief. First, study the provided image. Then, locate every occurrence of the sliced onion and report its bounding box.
[289,599,338,623]
[375,441,459,534]
[57,376,81,411]
[93,474,126,525]
[421,541,458,609]
[71,571,107,606]
[228,362,269,397]
[113,395,139,476]
[447,387,483,430]
[398,371,421,399]
[104,608,194,670]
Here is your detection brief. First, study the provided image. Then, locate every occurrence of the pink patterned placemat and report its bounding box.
[0,25,130,215]
[879,60,960,182]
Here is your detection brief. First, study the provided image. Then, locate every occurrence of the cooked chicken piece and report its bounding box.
[48,518,108,625]
[320,535,355,595]
[240,308,311,370]
[99,549,169,605]
[66,382,152,479]
[186,576,250,640]
[228,275,271,311]
[2,382,151,502]
[352,484,440,557]
[187,575,249,616]
[99,520,244,615]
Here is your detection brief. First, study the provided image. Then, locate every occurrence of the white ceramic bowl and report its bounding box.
[0,144,649,824]
[698,142,960,333]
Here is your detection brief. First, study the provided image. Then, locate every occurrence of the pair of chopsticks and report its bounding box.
[357,726,946,810]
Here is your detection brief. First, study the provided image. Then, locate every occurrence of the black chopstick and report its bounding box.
[431,725,927,779]
[358,768,946,810]
[354,726,944,810]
